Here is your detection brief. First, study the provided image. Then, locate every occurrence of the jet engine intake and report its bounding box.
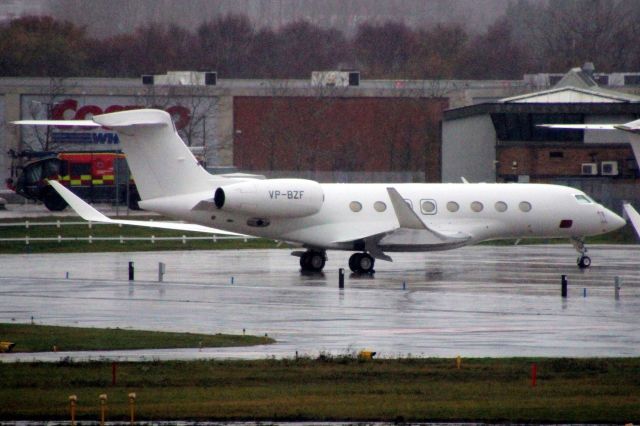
[213,179,324,218]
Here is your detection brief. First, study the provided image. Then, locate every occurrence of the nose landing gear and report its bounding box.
[348,252,375,274]
[571,237,591,269]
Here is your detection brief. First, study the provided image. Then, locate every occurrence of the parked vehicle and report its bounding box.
[11,151,140,211]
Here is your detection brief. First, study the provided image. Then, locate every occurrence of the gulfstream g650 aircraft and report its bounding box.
[15,109,628,273]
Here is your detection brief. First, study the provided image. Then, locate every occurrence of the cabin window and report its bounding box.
[495,201,508,212]
[447,201,459,212]
[559,219,573,229]
[349,201,363,212]
[519,201,532,212]
[374,201,387,212]
[574,194,593,204]
[420,199,437,215]
[471,201,484,212]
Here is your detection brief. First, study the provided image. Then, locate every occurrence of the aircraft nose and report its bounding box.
[606,209,626,231]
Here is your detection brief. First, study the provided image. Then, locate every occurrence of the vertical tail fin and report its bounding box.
[93,109,213,200]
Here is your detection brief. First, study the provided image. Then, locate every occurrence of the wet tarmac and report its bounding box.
[1,245,639,361]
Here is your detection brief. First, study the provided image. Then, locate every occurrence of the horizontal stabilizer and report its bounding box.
[539,120,640,171]
[538,124,618,130]
[49,180,242,236]
[623,202,640,239]
[12,119,100,127]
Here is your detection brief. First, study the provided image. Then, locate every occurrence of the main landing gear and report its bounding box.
[571,237,591,269]
[296,250,376,274]
[299,250,326,272]
[348,252,375,274]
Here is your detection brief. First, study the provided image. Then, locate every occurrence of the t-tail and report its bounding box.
[92,109,213,200]
[15,109,214,201]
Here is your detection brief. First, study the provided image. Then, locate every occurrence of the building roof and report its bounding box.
[499,86,640,104]
[499,64,640,104]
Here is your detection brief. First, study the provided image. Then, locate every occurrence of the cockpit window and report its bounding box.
[574,194,593,204]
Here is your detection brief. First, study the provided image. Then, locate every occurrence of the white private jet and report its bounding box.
[14,109,628,273]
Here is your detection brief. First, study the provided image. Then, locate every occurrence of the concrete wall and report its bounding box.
[442,114,496,183]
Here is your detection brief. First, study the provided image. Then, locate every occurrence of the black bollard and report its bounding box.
[128,261,135,281]
[561,274,568,298]
[338,268,345,289]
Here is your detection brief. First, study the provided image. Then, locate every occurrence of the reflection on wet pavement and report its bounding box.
[1,245,639,361]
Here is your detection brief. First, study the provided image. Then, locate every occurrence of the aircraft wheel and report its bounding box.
[308,252,326,271]
[348,253,361,272]
[349,252,375,274]
[43,187,67,211]
[578,255,591,269]
[300,250,325,272]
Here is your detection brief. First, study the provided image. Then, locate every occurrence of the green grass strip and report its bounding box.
[0,357,639,422]
[0,323,274,352]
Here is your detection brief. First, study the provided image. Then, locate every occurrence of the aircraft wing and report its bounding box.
[48,180,243,235]
[623,202,640,239]
[538,124,618,130]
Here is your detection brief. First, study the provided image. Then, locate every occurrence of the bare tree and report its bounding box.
[23,77,74,152]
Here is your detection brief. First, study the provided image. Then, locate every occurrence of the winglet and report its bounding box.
[386,187,427,230]
[49,180,112,222]
[623,202,640,239]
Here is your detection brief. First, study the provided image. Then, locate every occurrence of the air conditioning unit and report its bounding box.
[581,163,598,175]
[601,161,619,176]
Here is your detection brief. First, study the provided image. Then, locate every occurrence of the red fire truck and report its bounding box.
[11,151,140,211]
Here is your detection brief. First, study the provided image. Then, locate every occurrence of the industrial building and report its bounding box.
[442,65,640,209]
[1,71,529,188]
[2,67,640,209]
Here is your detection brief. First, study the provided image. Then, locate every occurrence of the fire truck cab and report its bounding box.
[13,152,140,211]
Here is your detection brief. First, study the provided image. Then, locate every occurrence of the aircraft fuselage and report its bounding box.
[141,182,625,252]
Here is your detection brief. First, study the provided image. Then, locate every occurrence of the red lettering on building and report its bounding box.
[49,98,192,129]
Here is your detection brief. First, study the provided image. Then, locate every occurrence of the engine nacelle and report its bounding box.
[214,179,324,218]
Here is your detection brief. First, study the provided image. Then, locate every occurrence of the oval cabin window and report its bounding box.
[471,201,484,212]
[374,201,387,212]
[350,201,363,212]
[495,201,508,212]
[519,201,532,212]
[447,201,459,212]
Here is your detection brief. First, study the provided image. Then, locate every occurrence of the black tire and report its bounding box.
[349,252,375,274]
[128,188,141,210]
[349,253,362,273]
[300,252,311,269]
[43,188,67,211]
[301,251,325,272]
[578,255,591,269]
[308,252,326,271]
